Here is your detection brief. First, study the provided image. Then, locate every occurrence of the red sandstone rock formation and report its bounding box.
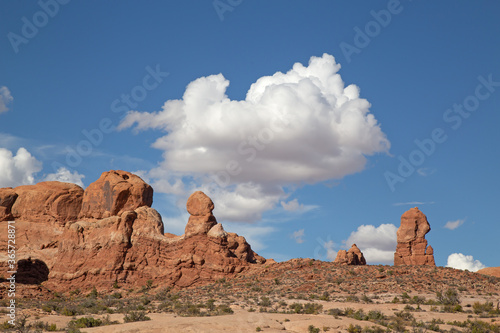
[477,267,500,278]
[334,244,366,265]
[185,191,217,237]
[0,171,265,292]
[0,188,17,221]
[394,207,435,266]
[1,182,83,224]
[78,170,153,220]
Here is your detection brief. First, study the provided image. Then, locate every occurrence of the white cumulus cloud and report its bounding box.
[344,224,398,264]
[444,219,465,230]
[0,86,13,113]
[0,147,42,187]
[446,253,486,272]
[119,54,390,222]
[44,167,85,187]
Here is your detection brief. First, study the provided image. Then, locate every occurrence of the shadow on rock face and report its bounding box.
[17,258,49,284]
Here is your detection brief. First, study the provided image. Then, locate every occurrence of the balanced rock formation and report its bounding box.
[0,171,265,293]
[394,207,435,266]
[334,244,366,265]
[185,191,217,237]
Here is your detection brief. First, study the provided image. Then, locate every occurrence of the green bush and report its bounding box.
[69,316,103,328]
[436,288,460,305]
[123,311,152,322]
[308,325,321,333]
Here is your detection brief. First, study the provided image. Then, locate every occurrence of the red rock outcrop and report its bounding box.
[334,244,366,265]
[0,188,17,221]
[394,207,435,266]
[477,267,500,278]
[0,172,265,292]
[78,170,153,220]
[1,182,84,224]
[185,191,217,237]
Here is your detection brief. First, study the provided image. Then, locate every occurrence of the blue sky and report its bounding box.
[1,1,499,270]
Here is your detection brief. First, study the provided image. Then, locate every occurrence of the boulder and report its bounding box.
[78,170,153,220]
[394,207,435,266]
[334,244,366,265]
[184,191,217,237]
[11,182,84,224]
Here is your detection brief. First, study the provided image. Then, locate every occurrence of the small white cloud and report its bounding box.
[444,219,465,230]
[291,229,305,244]
[280,198,318,213]
[281,198,302,211]
[446,253,486,272]
[0,147,42,187]
[0,86,13,113]
[44,167,85,187]
[393,201,435,206]
[344,224,398,264]
[417,167,436,176]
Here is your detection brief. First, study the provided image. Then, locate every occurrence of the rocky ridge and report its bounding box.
[0,170,264,292]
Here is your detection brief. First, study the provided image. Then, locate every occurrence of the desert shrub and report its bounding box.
[442,304,463,313]
[436,288,460,305]
[174,302,202,317]
[215,304,234,315]
[361,295,373,303]
[388,318,406,333]
[68,316,103,328]
[347,324,362,333]
[426,318,442,332]
[395,310,415,321]
[123,310,151,322]
[31,320,58,331]
[308,325,321,333]
[367,310,386,321]
[88,287,98,299]
[412,296,426,304]
[304,303,323,314]
[466,319,500,333]
[346,295,360,302]
[327,308,344,317]
[259,296,271,307]
[289,303,303,313]
[61,305,80,316]
[473,301,494,314]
